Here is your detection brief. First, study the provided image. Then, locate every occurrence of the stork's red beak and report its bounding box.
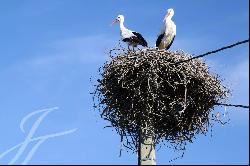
[110,19,118,26]
[166,12,170,17]
[164,12,170,21]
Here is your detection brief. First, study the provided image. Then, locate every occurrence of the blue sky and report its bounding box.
[0,0,249,165]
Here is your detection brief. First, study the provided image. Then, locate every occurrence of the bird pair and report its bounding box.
[111,8,176,51]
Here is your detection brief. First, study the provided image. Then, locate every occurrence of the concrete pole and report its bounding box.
[138,127,156,165]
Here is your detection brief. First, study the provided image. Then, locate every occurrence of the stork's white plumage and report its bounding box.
[112,15,148,51]
[156,8,176,50]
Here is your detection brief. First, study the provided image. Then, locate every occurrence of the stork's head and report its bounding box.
[111,15,124,25]
[165,8,174,20]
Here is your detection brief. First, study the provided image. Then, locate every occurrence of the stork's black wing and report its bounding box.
[166,35,175,50]
[156,34,164,48]
[132,32,148,47]
[122,38,131,42]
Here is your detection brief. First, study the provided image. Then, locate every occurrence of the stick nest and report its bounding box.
[93,47,229,153]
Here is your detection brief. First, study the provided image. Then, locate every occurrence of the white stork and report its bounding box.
[156,8,176,50]
[112,15,148,51]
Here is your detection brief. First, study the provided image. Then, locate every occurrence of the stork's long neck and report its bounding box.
[119,20,126,31]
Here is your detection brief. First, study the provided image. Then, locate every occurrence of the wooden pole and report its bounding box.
[138,126,156,165]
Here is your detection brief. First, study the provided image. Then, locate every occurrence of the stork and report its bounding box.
[112,15,148,51]
[156,8,176,50]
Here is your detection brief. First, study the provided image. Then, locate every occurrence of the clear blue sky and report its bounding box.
[0,0,249,165]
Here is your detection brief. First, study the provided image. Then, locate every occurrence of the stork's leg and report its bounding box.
[132,46,135,52]
[127,45,130,51]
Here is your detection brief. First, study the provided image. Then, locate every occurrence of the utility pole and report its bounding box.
[138,126,156,165]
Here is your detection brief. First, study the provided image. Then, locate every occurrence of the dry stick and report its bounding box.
[215,103,249,109]
[174,39,249,65]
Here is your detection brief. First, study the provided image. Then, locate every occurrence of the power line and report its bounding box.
[215,103,249,109]
[174,39,249,65]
